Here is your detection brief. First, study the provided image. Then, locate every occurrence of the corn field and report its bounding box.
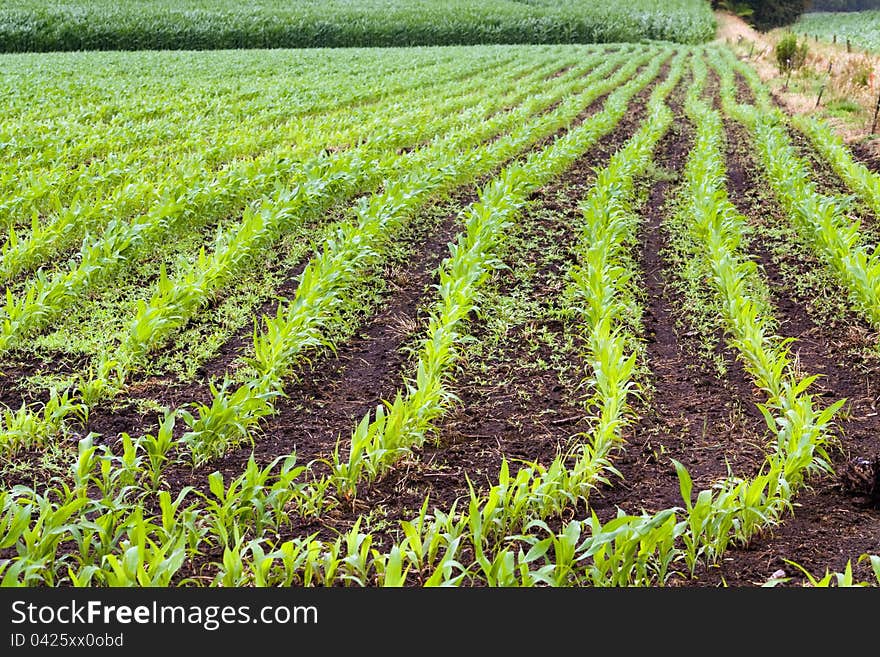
[0,0,716,52]
[1,41,880,588]
[798,10,880,52]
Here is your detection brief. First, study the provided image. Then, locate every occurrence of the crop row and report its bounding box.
[0,49,530,272]
[181,48,655,464]
[1,47,501,171]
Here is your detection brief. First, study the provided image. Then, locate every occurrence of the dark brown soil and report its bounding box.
[0,353,86,408]
[850,140,880,174]
[547,64,575,79]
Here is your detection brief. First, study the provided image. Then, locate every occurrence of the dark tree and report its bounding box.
[711,0,811,29]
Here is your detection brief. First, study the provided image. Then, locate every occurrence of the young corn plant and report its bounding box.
[576,509,682,587]
[0,387,87,454]
[135,409,178,491]
[767,555,880,587]
[99,509,188,587]
[2,486,91,586]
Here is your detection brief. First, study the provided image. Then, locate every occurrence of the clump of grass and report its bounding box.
[825,98,863,116]
[775,32,809,73]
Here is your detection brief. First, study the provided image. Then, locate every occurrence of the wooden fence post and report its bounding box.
[816,60,833,109]
[872,86,880,134]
